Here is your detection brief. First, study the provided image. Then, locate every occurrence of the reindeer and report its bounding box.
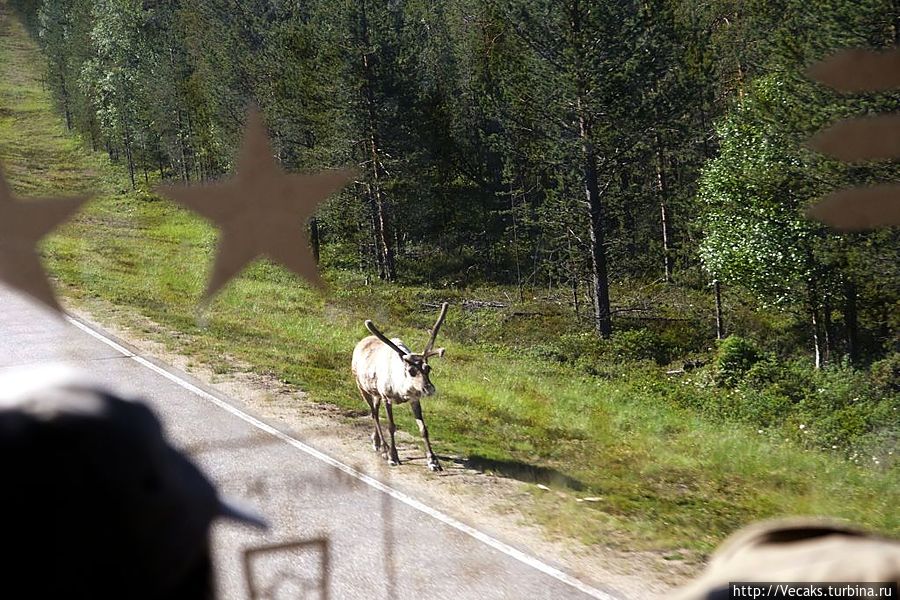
[351,303,448,471]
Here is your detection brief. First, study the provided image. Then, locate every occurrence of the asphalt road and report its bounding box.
[0,284,624,600]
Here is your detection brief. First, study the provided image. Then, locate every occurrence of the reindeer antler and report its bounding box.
[365,320,409,357]
[422,303,449,358]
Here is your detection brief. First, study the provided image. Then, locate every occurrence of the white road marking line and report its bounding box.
[66,315,620,600]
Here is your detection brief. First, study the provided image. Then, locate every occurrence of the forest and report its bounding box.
[2,0,898,556]
[10,0,898,364]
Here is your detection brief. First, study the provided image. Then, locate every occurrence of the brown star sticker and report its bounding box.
[0,166,90,313]
[806,49,900,230]
[154,108,353,304]
[807,186,900,231]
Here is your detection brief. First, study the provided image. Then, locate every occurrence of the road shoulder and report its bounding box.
[63,295,696,600]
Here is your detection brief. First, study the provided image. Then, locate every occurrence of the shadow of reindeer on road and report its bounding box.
[458,454,586,491]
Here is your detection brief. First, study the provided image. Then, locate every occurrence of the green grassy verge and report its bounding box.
[1,5,896,556]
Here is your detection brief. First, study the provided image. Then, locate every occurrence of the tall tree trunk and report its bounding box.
[808,281,826,369]
[510,179,524,302]
[359,1,396,281]
[844,280,859,364]
[140,140,149,185]
[176,108,190,182]
[365,186,386,279]
[309,217,321,265]
[823,297,833,365]
[714,279,725,340]
[654,133,673,283]
[169,44,191,183]
[124,142,135,189]
[567,232,579,316]
[620,169,637,259]
[578,104,612,338]
[807,264,825,368]
[58,63,72,131]
[811,306,824,370]
[185,111,199,183]
[371,180,395,281]
[570,0,612,337]
[357,0,395,281]
[122,116,136,190]
[572,275,580,316]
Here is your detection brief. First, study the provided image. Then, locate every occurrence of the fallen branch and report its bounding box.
[616,315,694,322]
[462,300,507,310]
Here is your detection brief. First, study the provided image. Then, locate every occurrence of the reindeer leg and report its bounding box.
[411,400,442,472]
[360,387,386,455]
[384,401,400,466]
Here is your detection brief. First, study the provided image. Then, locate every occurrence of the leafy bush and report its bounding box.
[555,331,603,364]
[607,329,668,364]
[663,345,899,459]
[790,362,897,453]
[733,386,795,427]
[870,353,900,394]
[744,358,812,402]
[537,329,669,371]
[715,335,766,386]
[656,321,711,361]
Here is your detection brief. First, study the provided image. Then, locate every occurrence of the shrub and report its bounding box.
[542,329,669,371]
[656,320,711,360]
[531,341,567,363]
[732,386,795,427]
[744,358,811,402]
[715,335,765,387]
[791,363,897,451]
[870,353,900,394]
[556,331,603,364]
[607,328,668,364]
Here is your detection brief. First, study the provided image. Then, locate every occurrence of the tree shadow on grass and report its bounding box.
[458,454,586,491]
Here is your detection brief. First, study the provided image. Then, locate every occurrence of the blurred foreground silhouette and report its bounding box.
[675,518,900,599]
[0,365,264,600]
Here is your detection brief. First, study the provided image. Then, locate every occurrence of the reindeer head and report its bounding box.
[365,303,448,398]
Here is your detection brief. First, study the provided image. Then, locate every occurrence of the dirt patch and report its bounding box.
[64,298,699,600]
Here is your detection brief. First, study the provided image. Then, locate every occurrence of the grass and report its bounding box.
[1,2,896,557]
